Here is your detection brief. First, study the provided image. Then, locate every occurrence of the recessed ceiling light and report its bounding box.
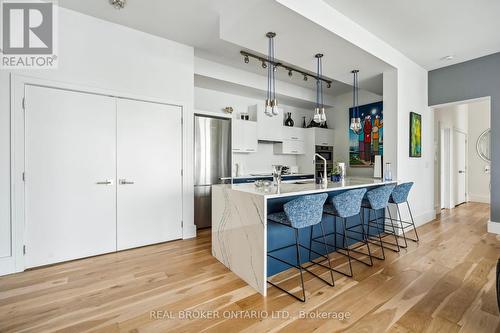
[441,55,454,61]
[110,0,126,9]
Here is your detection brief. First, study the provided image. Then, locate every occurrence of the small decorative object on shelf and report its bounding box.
[302,116,307,128]
[223,106,234,114]
[307,118,320,128]
[284,112,294,126]
[329,163,342,182]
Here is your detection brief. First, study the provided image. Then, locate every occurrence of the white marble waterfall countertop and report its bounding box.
[225,177,397,199]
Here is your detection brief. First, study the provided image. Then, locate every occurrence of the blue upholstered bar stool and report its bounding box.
[267,193,333,302]
[388,182,419,248]
[317,188,372,277]
[360,184,398,260]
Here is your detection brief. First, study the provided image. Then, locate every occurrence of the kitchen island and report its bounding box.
[212,177,397,295]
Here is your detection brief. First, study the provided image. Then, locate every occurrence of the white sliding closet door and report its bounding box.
[116,99,183,250]
[25,86,117,268]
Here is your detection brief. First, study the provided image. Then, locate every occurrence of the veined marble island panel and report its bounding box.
[212,185,267,295]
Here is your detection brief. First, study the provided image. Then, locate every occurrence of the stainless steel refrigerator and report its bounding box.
[194,115,232,228]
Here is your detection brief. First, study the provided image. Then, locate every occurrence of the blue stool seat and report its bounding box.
[390,182,413,204]
[388,182,419,246]
[361,184,400,259]
[312,188,371,277]
[268,212,290,225]
[322,204,337,216]
[267,193,334,302]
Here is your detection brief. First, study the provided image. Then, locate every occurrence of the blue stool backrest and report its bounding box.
[332,188,367,218]
[390,182,414,204]
[366,184,396,210]
[283,193,328,229]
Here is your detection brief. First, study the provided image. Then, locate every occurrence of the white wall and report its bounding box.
[276,0,435,226]
[0,7,195,271]
[194,86,315,174]
[467,100,491,203]
[434,104,469,132]
[328,90,382,177]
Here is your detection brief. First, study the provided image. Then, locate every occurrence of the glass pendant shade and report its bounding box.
[350,70,362,134]
[314,53,326,125]
[265,32,277,117]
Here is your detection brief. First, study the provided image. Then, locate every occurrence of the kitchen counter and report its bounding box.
[231,177,392,198]
[220,173,313,180]
[212,177,396,295]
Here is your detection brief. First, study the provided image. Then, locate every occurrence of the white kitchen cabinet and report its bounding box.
[250,104,283,142]
[274,139,305,155]
[314,128,335,146]
[233,120,258,153]
[283,126,306,141]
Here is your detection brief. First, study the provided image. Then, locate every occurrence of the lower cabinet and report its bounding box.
[24,85,183,268]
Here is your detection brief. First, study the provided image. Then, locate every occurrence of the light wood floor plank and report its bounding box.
[0,202,498,333]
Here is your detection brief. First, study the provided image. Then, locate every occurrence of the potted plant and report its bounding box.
[329,163,342,182]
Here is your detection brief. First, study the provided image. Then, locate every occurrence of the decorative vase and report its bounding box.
[284,112,294,127]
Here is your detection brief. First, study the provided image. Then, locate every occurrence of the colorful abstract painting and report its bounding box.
[409,112,422,157]
[348,101,383,167]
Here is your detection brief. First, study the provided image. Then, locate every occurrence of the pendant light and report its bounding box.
[314,53,327,124]
[265,32,278,117]
[350,70,362,134]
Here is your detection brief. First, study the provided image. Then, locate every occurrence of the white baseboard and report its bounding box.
[413,209,437,228]
[468,193,490,204]
[183,224,197,239]
[487,220,500,235]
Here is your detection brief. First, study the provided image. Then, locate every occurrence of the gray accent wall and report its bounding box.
[429,52,500,223]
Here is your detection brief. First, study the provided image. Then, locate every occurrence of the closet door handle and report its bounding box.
[119,179,135,185]
[96,179,113,185]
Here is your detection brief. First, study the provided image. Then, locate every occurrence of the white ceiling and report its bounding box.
[324,0,500,70]
[58,0,390,96]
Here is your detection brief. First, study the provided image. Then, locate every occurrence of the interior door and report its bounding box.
[454,131,467,205]
[116,99,183,250]
[25,86,117,268]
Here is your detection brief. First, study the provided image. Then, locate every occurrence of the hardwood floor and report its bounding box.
[0,202,499,333]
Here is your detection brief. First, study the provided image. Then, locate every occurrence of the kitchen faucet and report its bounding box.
[314,153,328,186]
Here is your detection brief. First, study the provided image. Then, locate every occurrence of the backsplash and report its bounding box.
[232,142,299,176]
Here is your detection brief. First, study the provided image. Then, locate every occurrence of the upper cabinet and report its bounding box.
[250,104,284,142]
[313,128,335,146]
[232,120,258,153]
[274,127,307,155]
[283,126,306,141]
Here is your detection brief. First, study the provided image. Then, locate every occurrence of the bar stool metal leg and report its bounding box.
[368,208,386,260]
[319,222,335,286]
[396,204,408,248]
[407,201,420,242]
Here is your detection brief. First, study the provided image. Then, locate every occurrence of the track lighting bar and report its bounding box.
[240,50,333,88]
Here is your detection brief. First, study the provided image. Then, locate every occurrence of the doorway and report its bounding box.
[433,97,491,211]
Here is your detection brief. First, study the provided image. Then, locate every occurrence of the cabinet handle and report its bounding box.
[322,142,328,145]
[119,179,135,185]
[291,137,299,140]
[291,150,298,153]
[245,149,255,152]
[233,148,241,151]
[96,179,113,185]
